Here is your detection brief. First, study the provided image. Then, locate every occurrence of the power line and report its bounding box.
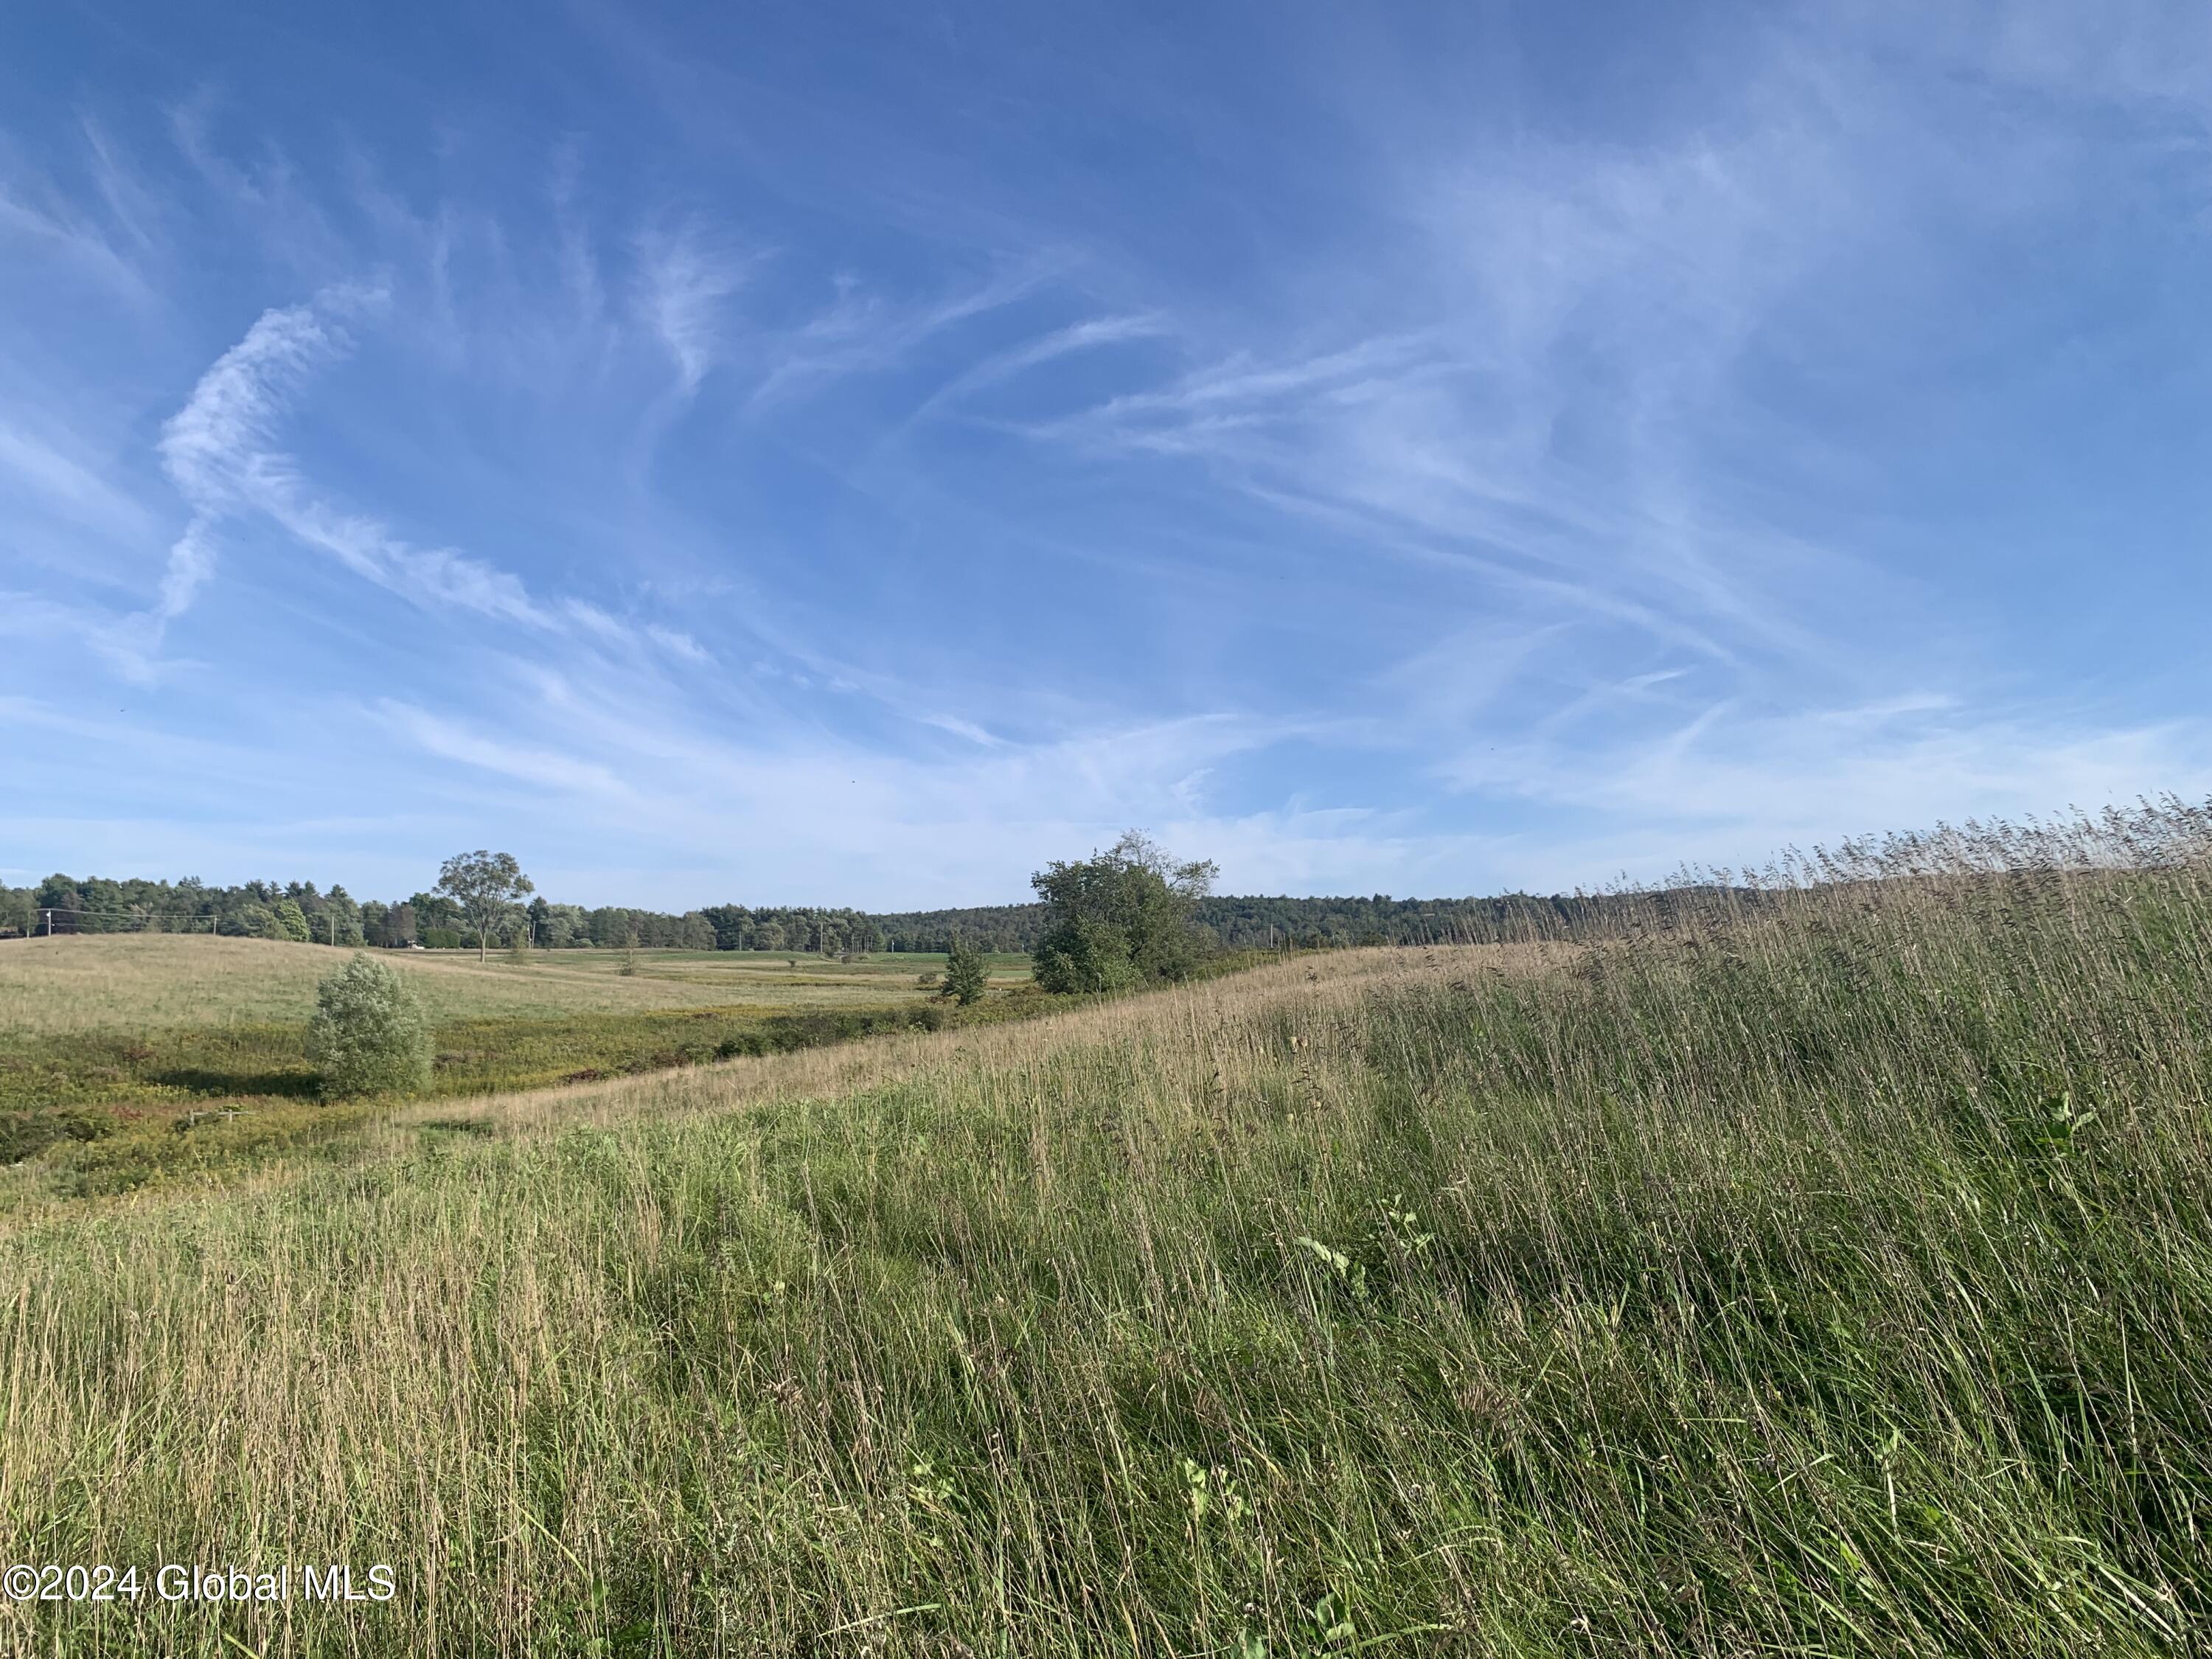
[35,911,226,925]
[19,903,374,942]
[32,905,356,920]
[28,908,224,937]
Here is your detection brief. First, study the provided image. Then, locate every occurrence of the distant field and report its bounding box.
[0,933,1031,1034]
[0,935,1033,1157]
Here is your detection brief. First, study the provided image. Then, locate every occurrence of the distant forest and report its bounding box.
[1,874,1665,952]
[873,893,1654,952]
[0,875,888,955]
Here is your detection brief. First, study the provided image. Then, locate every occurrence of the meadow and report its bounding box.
[0,934,1035,1034]
[1,821,2206,1655]
[0,936,1032,1186]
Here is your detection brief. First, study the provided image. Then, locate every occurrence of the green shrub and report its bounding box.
[308,954,431,1099]
[0,1110,108,1165]
[940,935,988,1004]
[1032,832,1217,992]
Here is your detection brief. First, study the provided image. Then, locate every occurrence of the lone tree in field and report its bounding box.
[435,850,534,963]
[1032,831,1219,994]
[940,933,988,1005]
[308,953,431,1098]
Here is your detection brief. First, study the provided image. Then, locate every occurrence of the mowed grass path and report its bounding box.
[2,865,2208,1655]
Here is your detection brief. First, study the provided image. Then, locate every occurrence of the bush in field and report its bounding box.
[940,934,988,1004]
[1032,830,1218,992]
[0,1110,106,1165]
[309,953,431,1098]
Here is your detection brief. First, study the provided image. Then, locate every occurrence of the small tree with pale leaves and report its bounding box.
[309,953,431,1098]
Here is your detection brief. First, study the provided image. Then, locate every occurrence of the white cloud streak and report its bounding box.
[374,700,636,800]
[11,1,2212,905]
[100,286,706,678]
[748,265,1044,406]
[635,220,750,393]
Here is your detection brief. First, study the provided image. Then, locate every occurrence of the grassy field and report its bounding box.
[0,937,1033,1182]
[0,934,1033,1034]
[1,841,2207,1655]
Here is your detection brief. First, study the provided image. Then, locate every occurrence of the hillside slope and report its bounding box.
[3,869,2208,1655]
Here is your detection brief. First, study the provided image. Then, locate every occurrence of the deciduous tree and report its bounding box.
[1031,832,1217,993]
[434,851,535,964]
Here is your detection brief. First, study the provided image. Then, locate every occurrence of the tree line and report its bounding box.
[2,857,1685,954]
[873,889,1669,952]
[0,873,905,956]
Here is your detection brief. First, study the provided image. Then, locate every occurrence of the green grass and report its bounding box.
[0,933,1032,1037]
[0,935,1034,1143]
[0,1000,1024,1197]
[1,854,2208,1655]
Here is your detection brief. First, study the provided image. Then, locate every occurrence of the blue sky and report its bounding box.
[4,1,2209,909]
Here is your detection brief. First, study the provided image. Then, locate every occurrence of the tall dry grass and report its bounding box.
[2,804,2209,1655]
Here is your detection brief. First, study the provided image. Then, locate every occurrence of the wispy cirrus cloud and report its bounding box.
[104,284,714,679]
[100,295,361,680]
[1439,696,2212,864]
[0,163,149,297]
[906,310,1168,422]
[6,0,2211,908]
[634,219,751,394]
[748,263,1047,406]
[373,700,636,800]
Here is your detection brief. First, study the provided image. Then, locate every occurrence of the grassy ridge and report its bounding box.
[1,860,2208,1654]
